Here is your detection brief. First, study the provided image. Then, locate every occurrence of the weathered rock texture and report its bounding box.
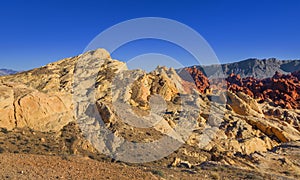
[181,67,210,93]
[0,82,72,131]
[0,49,114,131]
[226,71,300,109]
[0,49,300,179]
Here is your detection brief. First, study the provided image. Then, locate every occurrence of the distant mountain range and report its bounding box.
[0,69,18,76]
[1,58,300,78]
[194,58,300,78]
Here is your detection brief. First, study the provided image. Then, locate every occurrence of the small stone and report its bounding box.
[40,138,45,142]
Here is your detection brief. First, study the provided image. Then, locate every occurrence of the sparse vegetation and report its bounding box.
[0,128,8,134]
[151,169,164,178]
[210,172,220,180]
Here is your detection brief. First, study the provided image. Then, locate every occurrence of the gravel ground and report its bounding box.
[0,153,159,180]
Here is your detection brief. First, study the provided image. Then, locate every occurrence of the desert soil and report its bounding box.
[0,153,158,180]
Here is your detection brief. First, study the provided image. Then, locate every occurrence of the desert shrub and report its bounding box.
[0,128,9,134]
[151,169,164,177]
[210,172,220,180]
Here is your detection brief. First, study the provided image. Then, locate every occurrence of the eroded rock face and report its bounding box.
[0,84,15,130]
[72,58,203,162]
[200,70,300,109]
[0,49,116,131]
[0,49,300,178]
[182,67,210,93]
[226,71,300,109]
[0,82,72,131]
[183,69,300,157]
[292,70,300,80]
[226,91,264,118]
[130,67,185,108]
[0,48,111,94]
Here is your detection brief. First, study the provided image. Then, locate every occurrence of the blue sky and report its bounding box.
[0,0,300,70]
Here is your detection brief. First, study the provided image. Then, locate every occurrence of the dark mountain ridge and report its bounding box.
[0,69,18,76]
[194,58,300,78]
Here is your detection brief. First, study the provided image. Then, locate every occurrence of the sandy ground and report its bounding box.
[0,153,159,180]
[1,127,298,180]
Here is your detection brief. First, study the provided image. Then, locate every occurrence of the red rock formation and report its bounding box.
[292,70,300,80]
[226,71,300,109]
[183,67,210,93]
[184,67,300,109]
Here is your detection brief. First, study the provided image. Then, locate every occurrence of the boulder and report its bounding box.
[0,82,73,131]
[226,91,264,118]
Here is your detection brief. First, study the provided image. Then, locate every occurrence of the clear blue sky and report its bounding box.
[1,0,300,70]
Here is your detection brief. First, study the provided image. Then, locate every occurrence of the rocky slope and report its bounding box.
[196,58,300,78]
[181,67,210,93]
[0,49,300,179]
[226,71,300,109]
